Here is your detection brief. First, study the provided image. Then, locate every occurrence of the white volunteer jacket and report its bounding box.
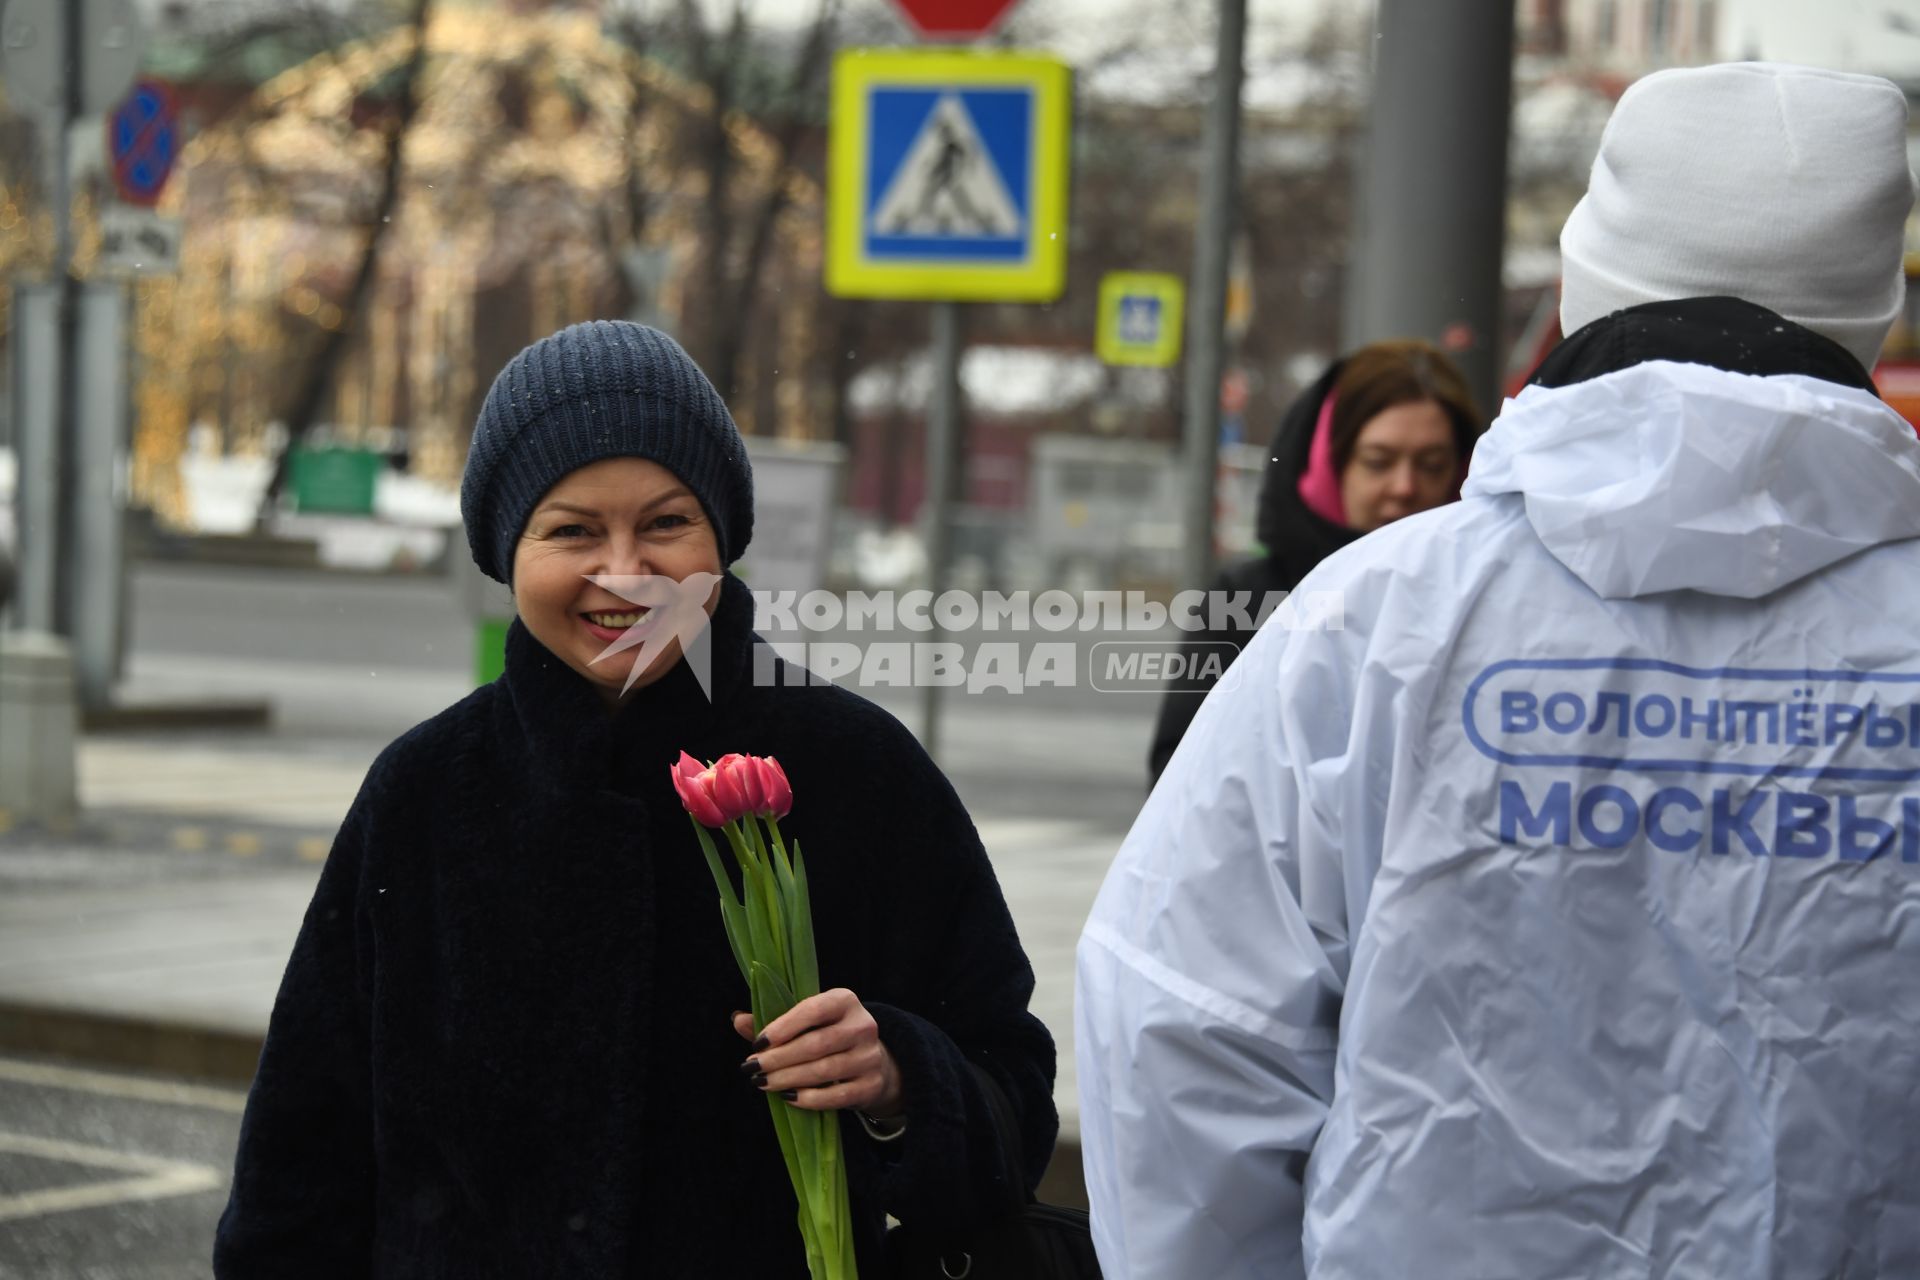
[1076,361,1920,1279]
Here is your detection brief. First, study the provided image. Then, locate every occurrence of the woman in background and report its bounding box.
[1148,339,1481,784]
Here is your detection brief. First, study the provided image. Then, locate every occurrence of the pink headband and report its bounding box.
[1294,391,1348,526]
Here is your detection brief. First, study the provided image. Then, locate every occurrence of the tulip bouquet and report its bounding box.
[669,751,856,1280]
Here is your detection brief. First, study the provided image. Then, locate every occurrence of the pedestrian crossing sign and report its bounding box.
[1096,272,1186,367]
[828,49,1071,301]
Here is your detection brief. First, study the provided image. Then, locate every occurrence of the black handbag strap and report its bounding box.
[967,1061,1035,1206]
[892,1063,1101,1280]
[967,1064,1104,1280]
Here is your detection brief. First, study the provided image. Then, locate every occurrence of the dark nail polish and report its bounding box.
[752,1035,771,1053]
[779,1089,798,1101]
[753,1073,769,1089]
[738,1058,761,1078]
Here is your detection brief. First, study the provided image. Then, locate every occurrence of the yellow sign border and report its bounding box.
[827,48,1072,302]
[1096,271,1186,367]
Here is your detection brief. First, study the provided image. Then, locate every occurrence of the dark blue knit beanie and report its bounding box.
[460,320,754,583]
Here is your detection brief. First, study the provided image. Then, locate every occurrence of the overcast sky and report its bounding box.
[1024,0,1920,77]
[146,0,1920,79]
[1717,0,1920,76]
[712,0,1920,78]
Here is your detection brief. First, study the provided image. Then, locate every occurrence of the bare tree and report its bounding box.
[252,0,435,526]
[633,0,843,408]
[971,1,1369,432]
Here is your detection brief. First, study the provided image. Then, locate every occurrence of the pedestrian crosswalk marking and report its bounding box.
[1117,296,1162,344]
[0,1056,247,1113]
[871,93,1021,239]
[0,1130,224,1222]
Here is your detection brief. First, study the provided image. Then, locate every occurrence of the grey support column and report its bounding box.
[1343,0,1516,417]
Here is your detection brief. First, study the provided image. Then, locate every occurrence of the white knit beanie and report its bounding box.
[1560,62,1916,371]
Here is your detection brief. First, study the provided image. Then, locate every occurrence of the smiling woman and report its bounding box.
[212,321,1057,1279]
[513,459,725,701]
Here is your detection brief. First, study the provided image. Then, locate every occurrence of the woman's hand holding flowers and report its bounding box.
[735,989,904,1119]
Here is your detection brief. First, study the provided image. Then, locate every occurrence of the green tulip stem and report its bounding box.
[694,804,855,1279]
[729,819,792,992]
[790,841,820,1000]
[690,820,750,985]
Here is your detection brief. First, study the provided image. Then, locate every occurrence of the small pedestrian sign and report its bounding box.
[828,49,1071,302]
[1097,272,1185,367]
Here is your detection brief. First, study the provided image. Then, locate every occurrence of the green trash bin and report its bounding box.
[453,530,515,686]
[289,447,381,515]
[476,616,510,685]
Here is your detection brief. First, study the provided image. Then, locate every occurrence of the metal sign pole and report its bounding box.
[1179,0,1247,594]
[2,0,75,636]
[920,300,964,757]
[822,42,1068,760]
[51,0,87,642]
[72,282,130,708]
[11,283,60,633]
[4,0,145,647]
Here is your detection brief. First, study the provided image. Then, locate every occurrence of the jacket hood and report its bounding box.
[1256,352,1482,572]
[1254,358,1359,578]
[1463,359,1920,599]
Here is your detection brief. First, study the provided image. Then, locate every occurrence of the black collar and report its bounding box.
[498,572,761,792]
[1528,297,1880,394]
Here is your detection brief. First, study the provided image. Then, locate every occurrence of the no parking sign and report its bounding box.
[108,79,180,207]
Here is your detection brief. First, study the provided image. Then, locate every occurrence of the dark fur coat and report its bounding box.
[214,574,1057,1278]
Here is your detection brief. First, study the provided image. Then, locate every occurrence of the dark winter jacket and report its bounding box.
[1147,360,1363,785]
[213,573,1056,1279]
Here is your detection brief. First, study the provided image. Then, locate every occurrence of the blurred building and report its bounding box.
[1511,0,1920,409]
[8,0,1915,543]
[1521,0,1720,73]
[112,2,829,526]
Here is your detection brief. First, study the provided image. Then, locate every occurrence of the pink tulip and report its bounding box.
[721,754,793,821]
[670,751,728,828]
[758,756,793,820]
[711,754,754,822]
[737,757,772,814]
[672,751,793,825]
